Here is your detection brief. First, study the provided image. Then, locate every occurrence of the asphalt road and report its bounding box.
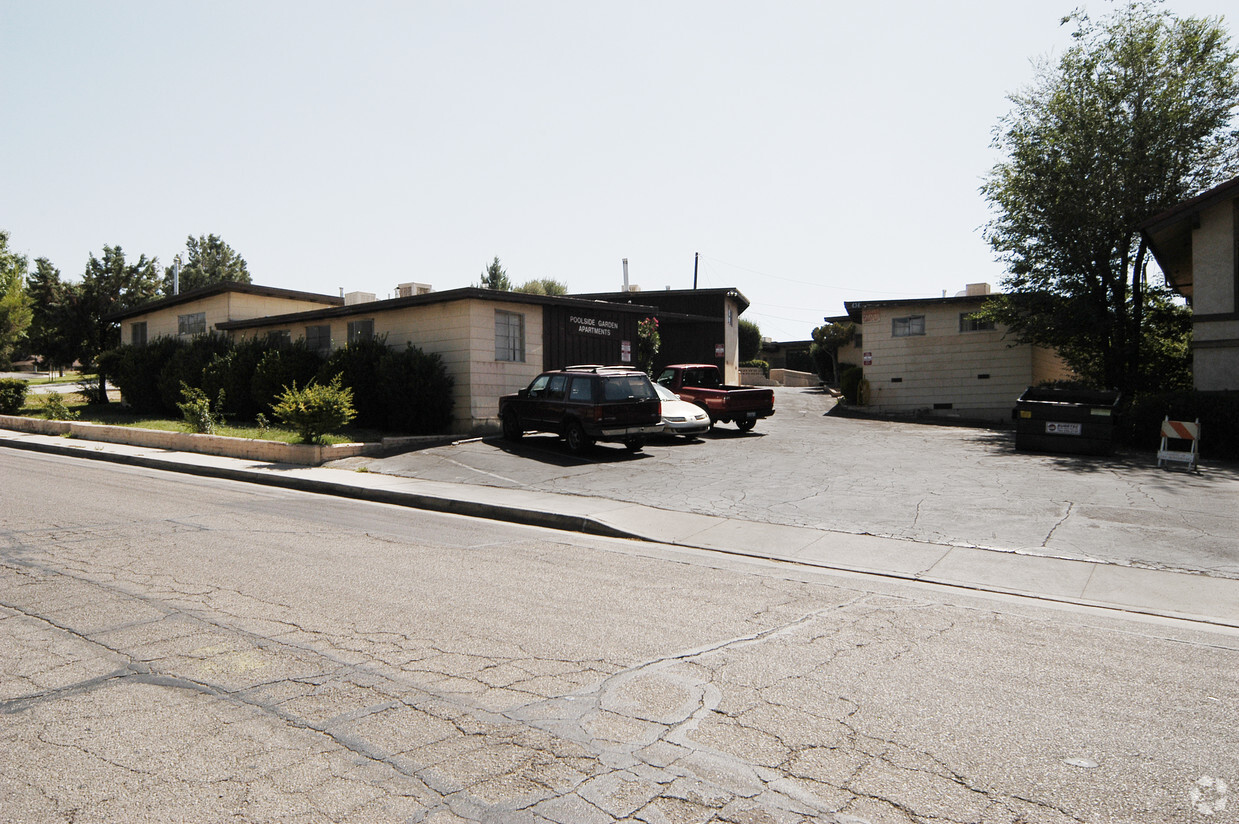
[2,449,1236,823]
[334,387,1239,579]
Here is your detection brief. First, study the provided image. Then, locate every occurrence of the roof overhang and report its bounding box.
[1140,175,1239,300]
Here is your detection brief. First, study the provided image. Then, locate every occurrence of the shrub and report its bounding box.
[0,378,27,414]
[318,337,389,428]
[840,366,865,405]
[271,376,357,443]
[378,344,455,433]
[251,343,325,416]
[177,383,225,434]
[157,335,231,412]
[42,392,78,421]
[98,337,185,414]
[741,359,770,378]
[201,337,277,420]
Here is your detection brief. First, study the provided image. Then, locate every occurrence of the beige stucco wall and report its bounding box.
[1189,198,1239,391]
[724,297,741,384]
[1191,200,1236,317]
[858,300,1044,421]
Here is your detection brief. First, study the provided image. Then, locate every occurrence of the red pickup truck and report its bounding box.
[655,364,775,431]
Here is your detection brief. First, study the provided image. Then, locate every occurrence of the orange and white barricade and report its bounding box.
[1157,417,1200,471]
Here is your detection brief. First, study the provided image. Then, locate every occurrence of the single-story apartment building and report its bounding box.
[1142,174,1239,391]
[108,282,738,433]
[843,283,1071,422]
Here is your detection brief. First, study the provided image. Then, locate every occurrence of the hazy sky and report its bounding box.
[1,1,1229,342]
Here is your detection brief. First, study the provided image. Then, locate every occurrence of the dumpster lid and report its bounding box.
[1016,386,1121,407]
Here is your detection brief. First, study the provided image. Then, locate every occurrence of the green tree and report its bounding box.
[983,2,1239,395]
[810,321,857,384]
[163,234,251,295]
[25,258,78,373]
[0,230,32,368]
[477,256,511,291]
[515,277,568,296]
[80,245,162,371]
[738,319,762,363]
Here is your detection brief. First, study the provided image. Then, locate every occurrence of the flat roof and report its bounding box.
[213,286,666,330]
[105,282,343,322]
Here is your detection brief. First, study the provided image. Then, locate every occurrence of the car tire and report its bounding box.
[565,421,593,455]
[624,437,644,453]
[736,418,756,432]
[502,410,523,441]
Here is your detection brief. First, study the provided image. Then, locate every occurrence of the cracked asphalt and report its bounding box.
[333,388,1239,579]
[3,449,1238,823]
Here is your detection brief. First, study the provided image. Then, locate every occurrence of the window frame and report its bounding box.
[959,312,996,333]
[177,312,206,337]
[130,321,147,346]
[347,318,375,345]
[891,315,926,338]
[305,324,332,357]
[495,310,525,362]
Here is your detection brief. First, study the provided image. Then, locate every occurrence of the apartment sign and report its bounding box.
[568,314,620,338]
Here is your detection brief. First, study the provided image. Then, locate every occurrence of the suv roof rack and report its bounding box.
[562,364,637,373]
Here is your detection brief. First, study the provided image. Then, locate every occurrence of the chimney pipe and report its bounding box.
[622,258,629,291]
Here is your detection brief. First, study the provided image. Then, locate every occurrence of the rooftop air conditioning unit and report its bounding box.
[344,291,376,305]
[396,282,433,298]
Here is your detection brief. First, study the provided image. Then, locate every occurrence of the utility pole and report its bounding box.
[693,252,698,290]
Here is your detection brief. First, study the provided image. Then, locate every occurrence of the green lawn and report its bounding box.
[19,392,379,445]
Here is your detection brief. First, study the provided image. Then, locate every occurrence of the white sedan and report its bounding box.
[654,382,711,437]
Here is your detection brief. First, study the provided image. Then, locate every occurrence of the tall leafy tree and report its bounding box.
[738,319,763,362]
[80,245,161,369]
[515,277,568,296]
[162,233,252,295]
[477,256,511,291]
[25,257,80,373]
[0,230,32,368]
[982,2,1239,394]
[810,321,857,384]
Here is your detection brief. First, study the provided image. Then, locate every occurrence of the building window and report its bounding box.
[306,324,331,357]
[267,330,291,348]
[130,322,147,346]
[347,319,375,344]
[959,312,995,333]
[178,312,206,336]
[495,310,525,362]
[891,315,925,337]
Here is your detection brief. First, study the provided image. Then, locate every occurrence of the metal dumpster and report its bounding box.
[1013,387,1121,455]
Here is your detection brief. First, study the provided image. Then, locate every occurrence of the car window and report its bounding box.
[546,374,569,400]
[656,369,674,386]
[602,375,656,401]
[568,377,595,402]
[654,383,678,402]
[527,375,550,398]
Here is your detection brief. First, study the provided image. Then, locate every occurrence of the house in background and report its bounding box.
[843,283,1071,422]
[1142,174,1239,392]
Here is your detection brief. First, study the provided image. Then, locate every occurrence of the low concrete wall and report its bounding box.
[738,367,779,386]
[771,369,820,388]
[0,415,373,466]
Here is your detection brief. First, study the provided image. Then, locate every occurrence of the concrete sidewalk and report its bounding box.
[4,425,1237,630]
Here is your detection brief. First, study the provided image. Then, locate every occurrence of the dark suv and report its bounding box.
[499,366,663,454]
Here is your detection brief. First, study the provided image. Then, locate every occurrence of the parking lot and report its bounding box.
[338,387,1239,579]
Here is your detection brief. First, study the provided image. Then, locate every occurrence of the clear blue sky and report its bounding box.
[1,1,1229,342]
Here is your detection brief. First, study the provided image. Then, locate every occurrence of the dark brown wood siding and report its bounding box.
[542,306,642,370]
